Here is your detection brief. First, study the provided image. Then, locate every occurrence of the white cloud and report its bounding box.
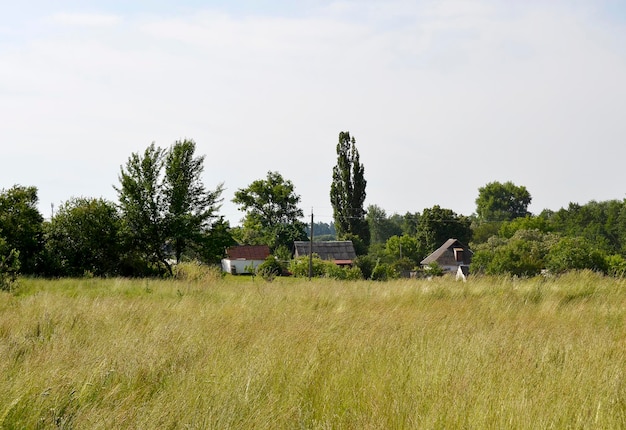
[1,0,626,223]
[49,12,122,27]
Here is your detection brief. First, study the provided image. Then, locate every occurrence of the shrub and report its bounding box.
[371,261,397,281]
[323,261,347,279]
[289,255,363,280]
[0,246,20,292]
[545,236,608,274]
[391,257,416,274]
[344,265,364,280]
[425,262,444,277]
[355,255,376,280]
[471,229,557,277]
[606,254,626,277]
[322,262,362,280]
[256,257,284,281]
[289,255,326,278]
[0,234,20,291]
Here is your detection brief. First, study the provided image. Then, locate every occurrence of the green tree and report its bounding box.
[367,204,402,245]
[116,143,169,273]
[548,200,624,254]
[330,131,369,251]
[192,216,236,265]
[164,139,225,263]
[0,236,20,291]
[498,215,552,239]
[399,212,420,236]
[417,205,472,257]
[233,171,307,251]
[0,185,44,274]
[385,234,421,266]
[354,254,376,280]
[475,181,532,222]
[545,236,607,274]
[470,218,501,245]
[471,229,557,277]
[44,197,123,276]
[116,141,225,275]
[305,221,336,240]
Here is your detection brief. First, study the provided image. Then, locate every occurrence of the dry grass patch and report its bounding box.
[1,272,626,428]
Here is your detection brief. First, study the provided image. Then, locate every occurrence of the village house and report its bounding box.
[221,245,270,275]
[293,241,357,267]
[420,238,473,280]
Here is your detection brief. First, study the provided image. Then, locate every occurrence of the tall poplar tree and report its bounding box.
[330,131,369,252]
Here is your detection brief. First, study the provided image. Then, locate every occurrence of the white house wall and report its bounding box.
[221,259,265,274]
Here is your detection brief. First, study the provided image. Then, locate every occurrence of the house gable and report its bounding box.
[421,239,473,269]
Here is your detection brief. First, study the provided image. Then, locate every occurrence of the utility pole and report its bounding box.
[309,209,314,280]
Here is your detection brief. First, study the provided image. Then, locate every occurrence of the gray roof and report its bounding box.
[293,241,357,262]
[421,238,473,266]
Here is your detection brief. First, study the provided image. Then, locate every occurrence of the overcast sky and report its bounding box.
[2,0,625,225]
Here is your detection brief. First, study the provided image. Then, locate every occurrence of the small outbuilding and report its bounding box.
[421,238,473,280]
[221,245,271,275]
[293,241,357,267]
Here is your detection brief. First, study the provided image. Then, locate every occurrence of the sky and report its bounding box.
[2,0,626,226]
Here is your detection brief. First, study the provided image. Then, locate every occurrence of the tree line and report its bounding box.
[2,132,626,288]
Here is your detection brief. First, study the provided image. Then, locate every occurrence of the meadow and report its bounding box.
[1,270,626,429]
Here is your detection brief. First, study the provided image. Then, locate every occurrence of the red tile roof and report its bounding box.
[226,245,271,260]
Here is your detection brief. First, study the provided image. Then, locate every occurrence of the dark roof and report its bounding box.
[293,241,357,262]
[421,239,472,265]
[225,245,270,260]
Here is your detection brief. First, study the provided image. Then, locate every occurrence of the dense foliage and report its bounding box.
[0,185,44,274]
[44,197,123,277]
[330,131,369,252]
[0,236,19,291]
[4,132,626,281]
[232,171,308,252]
[116,140,227,275]
[475,181,532,222]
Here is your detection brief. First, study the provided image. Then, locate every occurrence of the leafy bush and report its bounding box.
[322,262,363,280]
[256,257,285,281]
[545,236,607,274]
[289,255,326,278]
[355,255,376,280]
[272,245,292,262]
[345,265,364,280]
[44,197,122,277]
[289,255,363,280]
[323,261,346,279]
[371,261,397,281]
[391,257,416,274]
[605,254,626,277]
[424,262,444,277]
[0,243,20,292]
[471,229,557,277]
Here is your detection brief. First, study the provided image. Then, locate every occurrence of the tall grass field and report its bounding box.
[1,270,626,428]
